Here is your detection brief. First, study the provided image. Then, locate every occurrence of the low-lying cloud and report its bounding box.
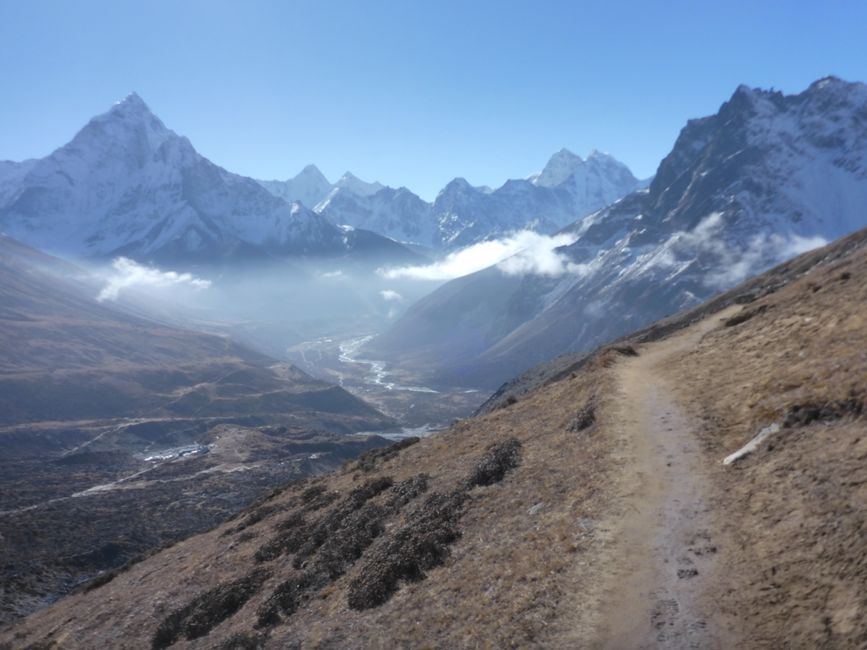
[379,230,581,281]
[97,257,211,302]
[379,289,403,302]
[647,212,828,288]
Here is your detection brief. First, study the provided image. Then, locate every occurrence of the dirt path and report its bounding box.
[596,311,740,648]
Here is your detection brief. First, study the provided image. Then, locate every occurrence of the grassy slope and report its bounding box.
[2,228,866,648]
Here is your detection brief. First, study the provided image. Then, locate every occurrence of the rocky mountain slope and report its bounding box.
[0,95,418,266]
[256,165,334,209]
[369,76,867,388]
[0,234,392,427]
[308,149,642,249]
[0,235,398,623]
[4,220,865,649]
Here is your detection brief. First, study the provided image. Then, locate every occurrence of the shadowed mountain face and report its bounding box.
[0,235,399,623]
[0,235,393,426]
[0,95,420,267]
[369,77,867,389]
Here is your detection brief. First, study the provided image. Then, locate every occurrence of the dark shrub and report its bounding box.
[353,437,420,472]
[152,569,270,649]
[215,631,268,650]
[569,404,596,432]
[347,490,467,610]
[256,571,317,628]
[724,304,768,327]
[466,438,523,488]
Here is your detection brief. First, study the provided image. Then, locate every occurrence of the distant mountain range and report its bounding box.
[0,95,419,266]
[258,149,644,249]
[368,76,867,388]
[0,94,643,267]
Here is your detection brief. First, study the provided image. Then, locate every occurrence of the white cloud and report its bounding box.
[378,230,581,281]
[646,212,828,289]
[379,289,403,302]
[97,257,211,302]
[320,270,344,279]
[704,232,826,289]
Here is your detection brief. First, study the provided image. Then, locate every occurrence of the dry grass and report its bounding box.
[666,248,867,647]
[4,230,867,648]
[1,355,620,649]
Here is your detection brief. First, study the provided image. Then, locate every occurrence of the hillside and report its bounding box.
[368,76,867,389]
[5,225,865,648]
[0,235,397,624]
[0,235,391,426]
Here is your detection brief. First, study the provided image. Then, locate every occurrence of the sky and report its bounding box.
[1,1,866,200]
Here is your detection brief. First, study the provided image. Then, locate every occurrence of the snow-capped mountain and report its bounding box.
[308,150,642,249]
[368,76,867,388]
[256,167,386,210]
[314,185,437,249]
[257,164,333,209]
[331,171,384,198]
[0,94,418,265]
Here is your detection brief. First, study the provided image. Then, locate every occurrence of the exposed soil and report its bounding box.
[596,309,742,648]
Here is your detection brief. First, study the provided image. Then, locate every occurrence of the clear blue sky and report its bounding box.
[2,0,866,199]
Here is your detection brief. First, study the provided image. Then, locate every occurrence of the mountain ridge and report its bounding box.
[0,95,419,266]
[367,76,867,388]
[305,148,642,249]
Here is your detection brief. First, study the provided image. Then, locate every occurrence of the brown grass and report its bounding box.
[4,231,867,648]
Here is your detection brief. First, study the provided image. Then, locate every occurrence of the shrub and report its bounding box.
[347,490,467,610]
[466,438,523,488]
[152,569,270,649]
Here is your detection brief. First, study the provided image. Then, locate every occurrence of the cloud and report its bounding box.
[320,270,344,279]
[379,230,581,281]
[379,289,403,302]
[497,236,590,277]
[704,232,826,289]
[645,212,828,289]
[97,257,211,302]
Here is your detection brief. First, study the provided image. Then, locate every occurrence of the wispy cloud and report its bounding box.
[97,257,211,302]
[379,289,403,302]
[645,212,828,288]
[379,230,580,281]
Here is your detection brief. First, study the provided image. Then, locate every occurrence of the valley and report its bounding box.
[286,334,485,429]
[4,223,865,648]
[0,69,866,648]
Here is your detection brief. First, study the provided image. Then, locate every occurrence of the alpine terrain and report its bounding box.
[4,215,866,650]
[367,77,867,388]
[302,149,643,249]
[0,234,397,624]
[0,95,419,267]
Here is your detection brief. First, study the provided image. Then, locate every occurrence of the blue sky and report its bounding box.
[2,1,866,199]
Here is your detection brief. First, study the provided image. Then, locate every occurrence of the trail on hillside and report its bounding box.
[597,313,740,649]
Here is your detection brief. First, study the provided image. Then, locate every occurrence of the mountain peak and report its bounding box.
[295,164,330,185]
[534,148,586,187]
[108,92,156,119]
[587,149,612,162]
[803,75,867,104]
[61,93,177,161]
[334,172,384,197]
[443,177,473,191]
[808,75,844,91]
